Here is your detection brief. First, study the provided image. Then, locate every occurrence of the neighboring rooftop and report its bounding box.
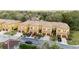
[21,20,70,30]
[0,18,70,30]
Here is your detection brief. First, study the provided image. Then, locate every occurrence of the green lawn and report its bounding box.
[68,31,79,45]
[50,43,60,49]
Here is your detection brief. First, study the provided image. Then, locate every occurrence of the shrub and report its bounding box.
[5,31,16,35]
[19,44,37,49]
[50,35,57,41]
[22,31,31,37]
[35,33,44,39]
[67,31,79,45]
[50,43,60,49]
[42,41,50,49]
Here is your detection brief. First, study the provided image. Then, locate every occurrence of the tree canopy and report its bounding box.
[0,11,79,31]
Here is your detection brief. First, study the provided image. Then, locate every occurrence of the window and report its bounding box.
[58,30,60,32]
[43,28,46,31]
[3,29,5,31]
[31,27,32,29]
[18,30,21,32]
[47,33,50,36]
[62,35,66,38]
[6,29,8,31]
[47,28,50,31]
[63,30,66,32]
[39,29,42,33]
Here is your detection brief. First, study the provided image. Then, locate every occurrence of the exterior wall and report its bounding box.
[11,23,19,30]
[18,24,29,33]
[41,26,52,35]
[41,22,53,35]
[0,19,21,31]
[2,23,20,31]
[29,25,40,34]
[7,25,12,31]
[23,26,29,33]
[2,23,8,31]
[56,28,69,38]
[0,23,3,31]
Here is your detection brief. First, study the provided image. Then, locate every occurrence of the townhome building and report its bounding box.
[0,19,21,31]
[18,21,29,33]
[0,18,70,39]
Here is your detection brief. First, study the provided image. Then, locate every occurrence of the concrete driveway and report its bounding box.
[58,38,68,45]
[0,31,7,35]
[57,42,79,49]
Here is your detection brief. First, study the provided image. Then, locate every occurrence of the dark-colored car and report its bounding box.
[58,37,62,42]
[25,41,32,44]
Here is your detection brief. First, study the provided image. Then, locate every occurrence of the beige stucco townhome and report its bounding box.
[0,19,21,31]
[0,18,70,39]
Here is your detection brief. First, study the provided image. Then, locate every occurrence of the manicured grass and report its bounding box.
[0,43,4,49]
[68,31,79,45]
[5,31,17,36]
[19,44,37,49]
[50,43,60,49]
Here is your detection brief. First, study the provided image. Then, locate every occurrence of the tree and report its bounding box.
[62,11,79,31]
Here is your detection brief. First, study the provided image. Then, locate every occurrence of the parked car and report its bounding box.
[58,37,62,42]
[25,41,32,44]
